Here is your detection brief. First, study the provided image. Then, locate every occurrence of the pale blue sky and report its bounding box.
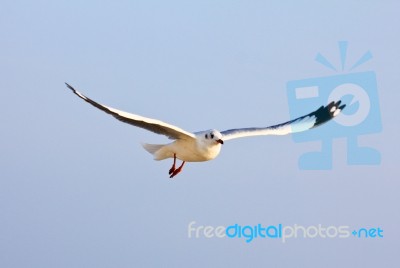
[1,1,399,267]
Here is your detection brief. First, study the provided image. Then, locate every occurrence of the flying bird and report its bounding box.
[65,83,345,178]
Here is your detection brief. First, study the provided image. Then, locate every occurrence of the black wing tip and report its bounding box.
[65,82,74,90]
[65,82,79,95]
[64,82,89,101]
[313,100,346,127]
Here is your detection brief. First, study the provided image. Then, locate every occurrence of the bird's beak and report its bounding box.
[216,139,224,145]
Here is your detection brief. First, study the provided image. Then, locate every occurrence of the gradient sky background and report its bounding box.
[1,1,399,267]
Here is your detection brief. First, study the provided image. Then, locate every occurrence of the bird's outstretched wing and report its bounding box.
[221,101,345,141]
[65,83,196,140]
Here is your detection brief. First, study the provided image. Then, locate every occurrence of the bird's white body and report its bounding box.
[143,130,223,162]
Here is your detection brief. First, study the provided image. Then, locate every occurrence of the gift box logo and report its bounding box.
[287,41,382,170]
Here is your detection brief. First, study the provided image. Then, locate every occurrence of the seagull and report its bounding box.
[65,83,345,178]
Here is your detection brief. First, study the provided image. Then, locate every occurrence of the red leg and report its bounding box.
[170,161,186,178]
[169,154,177,175]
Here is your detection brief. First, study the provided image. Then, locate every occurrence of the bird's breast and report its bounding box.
[172,140,221,162]
[196,144,222,161]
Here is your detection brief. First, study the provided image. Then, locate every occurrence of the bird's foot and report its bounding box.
[169,161,186,179]
[169,153,177,175]
[169,167,182,178]
[169,166,176,175]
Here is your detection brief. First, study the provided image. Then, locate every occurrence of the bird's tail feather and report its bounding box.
[142,143,164,157]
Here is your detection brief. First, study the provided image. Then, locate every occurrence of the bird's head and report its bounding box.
[201,129,224,145]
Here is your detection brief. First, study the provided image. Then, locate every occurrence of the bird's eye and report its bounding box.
[205,134,208,139]
[211,133,214,139]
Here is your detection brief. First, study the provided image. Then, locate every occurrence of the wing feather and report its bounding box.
[221,101,345,141]
[65,83,195,140]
